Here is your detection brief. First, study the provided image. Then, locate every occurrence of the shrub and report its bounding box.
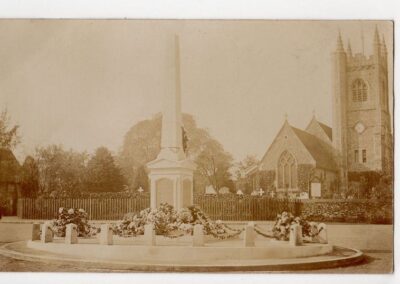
[51,207,98,237]
[271,212,314,241]
[301,199,393,224]
[252,211,321,241]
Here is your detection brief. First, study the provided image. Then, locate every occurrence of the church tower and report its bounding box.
[331,28,393,189]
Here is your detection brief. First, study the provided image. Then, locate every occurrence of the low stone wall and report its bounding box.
[300,199,393,224]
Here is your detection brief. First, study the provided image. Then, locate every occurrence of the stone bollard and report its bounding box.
[65,223,78,244]
[244,222,255,247]
[289,224,303,246]
[317,223,328,244]
[41,222,53,243]
[31,223,41,241]
[144,224,156,246]
[99,224,113,245]
[192,224,204,247]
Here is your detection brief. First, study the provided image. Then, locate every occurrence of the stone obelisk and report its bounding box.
[147,34,196,209]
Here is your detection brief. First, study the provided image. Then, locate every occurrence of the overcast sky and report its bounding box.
[0,20,393,162]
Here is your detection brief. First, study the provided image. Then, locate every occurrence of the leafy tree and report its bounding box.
[195,139,234,193]
[371,173,393,200]
[20,156,39,197]
[234,155,259,194]
[118,114,162,188]
[36,145,88,197]
[0,108,20,149]
[85,147,125,193]
[118,113,234,194]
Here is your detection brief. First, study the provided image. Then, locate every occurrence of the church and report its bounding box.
[245,28,393,198]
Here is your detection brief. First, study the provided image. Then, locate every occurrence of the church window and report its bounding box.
[278,163,284,188]
[290,163,297,188]
[354,150,359,163]
[362,150,367,163]
[352,79,368,102]
[277,151,297,189]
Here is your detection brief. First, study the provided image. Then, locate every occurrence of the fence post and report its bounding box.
[89,196,92,220]
[17,199,21,218]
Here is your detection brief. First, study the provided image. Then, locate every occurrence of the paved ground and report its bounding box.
[309,250,393,273]
[0,220,393,273]
[0,246,391,273]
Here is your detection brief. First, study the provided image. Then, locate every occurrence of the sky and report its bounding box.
[0,20,393,163]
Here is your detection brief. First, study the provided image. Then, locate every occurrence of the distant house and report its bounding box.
[0,148,21,215]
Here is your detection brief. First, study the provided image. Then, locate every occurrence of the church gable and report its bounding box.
[305,117,332,144]
[260,122,316,171]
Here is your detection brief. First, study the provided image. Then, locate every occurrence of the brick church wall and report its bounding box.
[258,170,275,191]
[297,164,314,192]
[314,168,338,198]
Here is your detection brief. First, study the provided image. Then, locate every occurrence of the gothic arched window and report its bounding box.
[277,151,297,189]
[352,79,368,102]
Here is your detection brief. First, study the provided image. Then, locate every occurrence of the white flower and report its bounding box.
[78,208,85,213]
[59,207,64,214]
[68,208,75,214]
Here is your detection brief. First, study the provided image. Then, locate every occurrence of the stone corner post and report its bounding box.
[289,223,303,246]
[244,222,255,247]
[144,224,156,246]
[192,224,204,247]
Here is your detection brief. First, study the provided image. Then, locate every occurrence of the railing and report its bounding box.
[17,197,150,220]
[17,196,392,224]
[194,196,302,221]
[17,196,302,221]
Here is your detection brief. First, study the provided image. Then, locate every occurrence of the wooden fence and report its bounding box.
[194,196,302,221]
[17,196,302,221]
[17,197,150,220]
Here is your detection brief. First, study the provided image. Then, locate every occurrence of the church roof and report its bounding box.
[243,164,259,176]
[291,127,337,171]
[316,121,332,141]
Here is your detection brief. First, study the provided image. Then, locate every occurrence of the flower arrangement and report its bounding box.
[50,207,99,237]
[254,211,319,241]
[188,205,242,239]
[112,203,243,239]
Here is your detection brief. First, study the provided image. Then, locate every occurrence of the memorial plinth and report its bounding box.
[147,34,195,209]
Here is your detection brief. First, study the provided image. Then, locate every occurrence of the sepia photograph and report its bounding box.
[0,19,394,274]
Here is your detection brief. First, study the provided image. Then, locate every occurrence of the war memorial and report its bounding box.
[0,33,367,272]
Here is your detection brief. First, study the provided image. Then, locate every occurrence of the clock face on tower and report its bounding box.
[354,122,366,134]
